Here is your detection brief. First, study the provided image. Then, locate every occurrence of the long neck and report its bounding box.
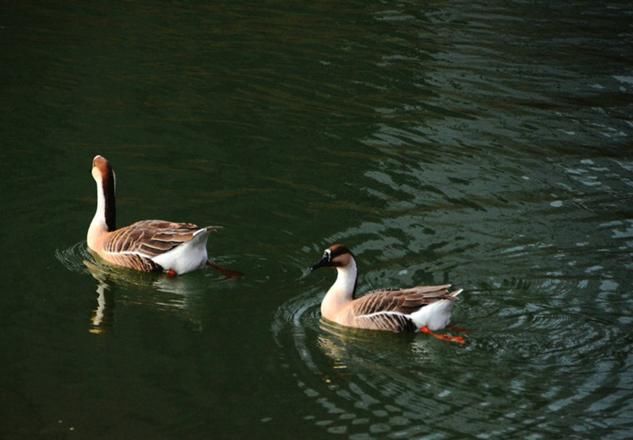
[87,177,116,249]
[321,259,358,319]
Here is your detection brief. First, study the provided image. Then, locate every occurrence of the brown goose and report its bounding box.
[87,155,220,276]
[311,244,465,343]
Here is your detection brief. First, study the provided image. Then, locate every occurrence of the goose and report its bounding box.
[310,244,465,343]
[87,155,225,277]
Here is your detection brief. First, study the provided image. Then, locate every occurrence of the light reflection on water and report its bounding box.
[4,0,633,438]
[274,273,631,437]
[54,241,229,333]
[274,151,633,438]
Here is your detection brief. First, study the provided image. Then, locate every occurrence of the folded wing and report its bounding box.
[101,220,218,272]
[351,284,455,332]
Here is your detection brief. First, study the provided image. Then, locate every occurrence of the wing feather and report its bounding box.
[103,220,217,259]
[350,284,457,332]
[100,252,163,272]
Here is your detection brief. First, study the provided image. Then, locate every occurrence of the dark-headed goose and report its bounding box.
[311,244,465,343]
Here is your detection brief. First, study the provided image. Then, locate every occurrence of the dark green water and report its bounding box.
[2,1,633,438]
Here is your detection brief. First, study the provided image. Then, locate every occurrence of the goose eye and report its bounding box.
[324,249,332,262]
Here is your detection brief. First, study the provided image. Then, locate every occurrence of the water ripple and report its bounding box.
[275,212,632,437]
[55,241,234,333]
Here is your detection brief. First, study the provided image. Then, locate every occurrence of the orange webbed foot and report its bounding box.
[166,269,178,278]
[420,326,466,345]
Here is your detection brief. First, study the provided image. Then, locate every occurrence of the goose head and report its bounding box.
[311,243,355,271]
[311,243,359,301]
[92,155,114,184]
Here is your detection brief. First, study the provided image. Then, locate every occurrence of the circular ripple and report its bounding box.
[272,272,629,438]
[272,287,475,438]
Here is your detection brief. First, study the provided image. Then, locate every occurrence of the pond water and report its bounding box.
[1,1,632,438]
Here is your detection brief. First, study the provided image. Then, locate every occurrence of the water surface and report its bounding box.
[1,1,633,438]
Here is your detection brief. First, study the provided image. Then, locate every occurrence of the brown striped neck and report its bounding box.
[329,245,357,298]
[329,258,359,300]
[88,156,116,249]
[321,258,358,320]
[101,169,116,231]
[342,258,359,299]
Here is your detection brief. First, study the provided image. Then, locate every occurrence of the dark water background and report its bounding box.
[1,1,633,438]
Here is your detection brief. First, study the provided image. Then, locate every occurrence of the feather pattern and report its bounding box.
[100,251,164,272]
[103,220,213,258]
[312,243,463,333]
[351,285,456,332]
[87,155,220,275]
[97,221,219,272]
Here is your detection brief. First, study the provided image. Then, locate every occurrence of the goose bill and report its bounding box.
[310,255,331,272]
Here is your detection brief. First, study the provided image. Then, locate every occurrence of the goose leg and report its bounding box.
[420,326,466,345]
[206,261,243,279]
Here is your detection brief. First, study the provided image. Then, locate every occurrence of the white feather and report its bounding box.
[151,228,209,275]
[410,288,463,331]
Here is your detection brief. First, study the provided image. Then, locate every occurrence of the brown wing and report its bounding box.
[98,251,164,272]
[103,220,213,258]
[351,284,455,332]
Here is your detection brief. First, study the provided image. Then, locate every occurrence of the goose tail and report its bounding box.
[410,288,464,331]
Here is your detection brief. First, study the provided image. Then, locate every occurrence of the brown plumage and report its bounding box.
[349,285,456,332]
[96,221,220,272]
[87,155,220,275]
[103,221,209,258]
[311,244,463,333]
[100,251,163,272]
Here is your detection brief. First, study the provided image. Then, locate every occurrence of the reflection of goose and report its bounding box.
[87,155,221,276]
[83,259,116,334]
[83,256,206,334]
[89,280,114,335]
[83,256,198,306]
[311,244,465,343]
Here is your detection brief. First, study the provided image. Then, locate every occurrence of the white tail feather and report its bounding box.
[410,287,463,331]
[151,228,210,274]
[410,300,454,331]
